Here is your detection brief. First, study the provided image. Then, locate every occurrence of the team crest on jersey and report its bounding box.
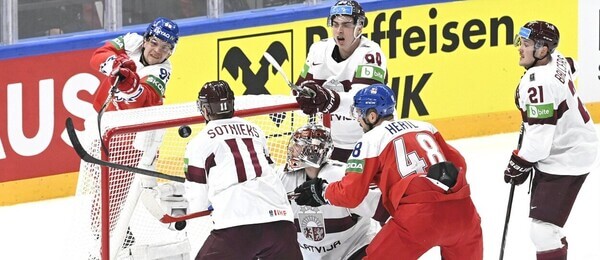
[298,206,326,241]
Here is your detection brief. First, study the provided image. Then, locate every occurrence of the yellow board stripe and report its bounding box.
[0,172,78,206]
[2,102,598,206]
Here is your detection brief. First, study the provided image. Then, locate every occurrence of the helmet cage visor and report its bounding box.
[350,104,365,119]
[514,26,534,47]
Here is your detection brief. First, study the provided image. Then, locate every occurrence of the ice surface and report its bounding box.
[1,125,598,259]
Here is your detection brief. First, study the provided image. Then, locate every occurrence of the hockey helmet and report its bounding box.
[144,17,179,48]
[351,84,396,119]
[515,20,559,53]
[197,80,235,118]
[287,124,333,170]
[327,0,366,27]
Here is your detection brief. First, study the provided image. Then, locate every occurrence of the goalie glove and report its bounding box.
[157,182,189,230]
[110,67,140,95]
[504,150,533,185]
[295,81,340,115]
[293,178,328,207]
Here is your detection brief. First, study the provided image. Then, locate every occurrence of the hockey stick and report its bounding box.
[65,117,185,182]
[140,189,212,226]
[287,191,300,200]
[263,52,315,97]
[499,122,524,260]
[98,69,121,156]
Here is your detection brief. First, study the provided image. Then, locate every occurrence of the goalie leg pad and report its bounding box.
[530,219,565,252]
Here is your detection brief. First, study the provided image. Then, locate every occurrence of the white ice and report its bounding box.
[1,125,598,260]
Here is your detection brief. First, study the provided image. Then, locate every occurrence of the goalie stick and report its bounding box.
[65,117,185,182]
[263,52,315,97]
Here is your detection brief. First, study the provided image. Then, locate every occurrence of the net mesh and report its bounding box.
[72,95,313,259]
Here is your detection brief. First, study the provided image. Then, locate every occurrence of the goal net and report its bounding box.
[71,94,318,260]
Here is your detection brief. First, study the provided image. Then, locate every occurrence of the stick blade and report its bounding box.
[65,117,88,160]
[65,117,186,183]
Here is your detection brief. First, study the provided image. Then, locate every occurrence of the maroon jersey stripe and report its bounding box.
[352,77,380,88]
[205,153,216,177]
[186,165,207,184]
[242,138,262,177]
[527,101,567,125]
[225,139,247,182]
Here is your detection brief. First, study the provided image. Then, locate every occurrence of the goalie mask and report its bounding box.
[287,124,333,170]
[197,80,235,119]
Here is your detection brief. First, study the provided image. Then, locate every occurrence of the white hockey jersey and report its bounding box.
[516,51,599,175]
[184,117,293,230]
[277,161,382,260]
[296,37,388,150]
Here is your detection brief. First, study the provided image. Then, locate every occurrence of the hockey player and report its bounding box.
[294,0,388,162]
[277,123,388,260]
[83,16,179,195]
[184,80,302,260]
[80,17,181,256]
[90,16,178,112]
[293,84,483,259]
[504,20,599,259]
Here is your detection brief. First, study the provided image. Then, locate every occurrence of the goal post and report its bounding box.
[72,94,325,260]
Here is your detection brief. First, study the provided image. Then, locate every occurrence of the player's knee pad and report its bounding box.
[530,219,564,251]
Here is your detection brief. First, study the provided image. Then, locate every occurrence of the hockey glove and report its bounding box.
[295,81,340,115]
[112,53,137,72]
[110,68,140,95]
[293,178,328,207]
[504,150,533,185]
[427,161,459,188]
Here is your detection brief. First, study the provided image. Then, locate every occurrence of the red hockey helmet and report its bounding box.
[197,80,235,118]
[516,20,559,53]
